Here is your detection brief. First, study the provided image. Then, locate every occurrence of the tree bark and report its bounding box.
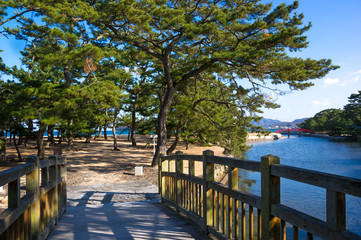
[47,125,56,145]
[85,133,92,143]
[103,124,108,140]
[67,120,74,150]
[0,130,6,162]
[13,133,22,161]
[131,107,137,146]
[98,126,102,137]
[166,119,182,155]
[113,109,120,151]
[127,127,131,141]
[151,86,176,167]
[37,123,47,160]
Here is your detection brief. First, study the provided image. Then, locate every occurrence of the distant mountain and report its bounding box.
[252,118,308,129]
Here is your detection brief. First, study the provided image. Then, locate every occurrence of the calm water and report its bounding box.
[243,136,361,237]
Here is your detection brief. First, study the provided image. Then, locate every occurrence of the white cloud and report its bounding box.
[323,77,340,87]
[312,99,331,107]
[339,70,361,86]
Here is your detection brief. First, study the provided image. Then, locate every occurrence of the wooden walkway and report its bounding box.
[48,201,209,240]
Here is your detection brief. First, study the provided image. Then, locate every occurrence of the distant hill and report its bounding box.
[252,118,308,129]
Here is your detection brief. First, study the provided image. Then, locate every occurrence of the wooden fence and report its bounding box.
[159,150,361,240]
[0,155,67,240]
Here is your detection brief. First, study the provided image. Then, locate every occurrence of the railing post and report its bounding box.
[160,153,166,202]
[261,155,280,240]
[40,160,49,231]
[26,155,40,240]
[8,178,20,209]
[158,154,162,194]
[60,157,67,212]
[203,150,214,232]
[326,190,346,232]
[49,155,58,224]
[175,151,183,211]
[229,165,238,239]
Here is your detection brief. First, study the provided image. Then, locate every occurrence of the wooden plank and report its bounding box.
[0,163,35,186]
[208,226,227,240]
[249,205,254,240]
[38,160,50,169]
[207,156,260,172]
[232,198,237,239]
[307,232,313,240]
[0,193,35,234]
[271,203,361,240]
[39,181,57,196]
[49,156,58,225]
[220,193,224,234]
[241,202,246,240]
[208,181,262,209]
[162,172,176,178]
[177,154,203,162]
[281,219,286,240]
[257,209,261,240]
[26,155,40,240]
[261,155,280,240]
[293,225,298,240]
[48,158,56,167]
[178,173,202,185]
[326,190,345,231]
[8,178,20,209]
[203,150,214,230]
[216,192,219,230]
[176,151,183,212]
[162,198,205,229]
[271,164,361,197]
[161,155,176,161]
[226,194,230,238]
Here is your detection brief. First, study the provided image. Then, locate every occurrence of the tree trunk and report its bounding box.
[13,133,22,161]
[67,120,74,150]
[47,125,55,145]
[98,126,103,138]
[127,127,131,141]
[103,124,108,140]
[131,108,137,146]
[0,130,6,162]
[85,133,92,143]
[151,86,176,167]
[166,119,182,155]
[113,109,120,151]
[37,123,47,160]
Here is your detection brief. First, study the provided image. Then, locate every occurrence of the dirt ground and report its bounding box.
[1,135,226,188]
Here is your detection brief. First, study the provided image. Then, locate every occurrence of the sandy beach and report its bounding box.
[1,135,226,187]
[1,133,281,188]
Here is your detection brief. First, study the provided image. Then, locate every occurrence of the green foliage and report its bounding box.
[300,91,361,137]
[344,91,361,136]
[0,0,339,161]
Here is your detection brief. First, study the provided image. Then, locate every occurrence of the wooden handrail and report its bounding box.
[159,150,361,240]
[0,155,67,239]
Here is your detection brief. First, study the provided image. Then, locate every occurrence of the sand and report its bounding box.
[1,135,225,187]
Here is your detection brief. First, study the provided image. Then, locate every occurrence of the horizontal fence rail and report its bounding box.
[159,150,361,240]
[0,155,67,240]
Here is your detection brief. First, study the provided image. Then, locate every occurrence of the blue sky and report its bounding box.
[261,0,361,121]
[1,1,360,122]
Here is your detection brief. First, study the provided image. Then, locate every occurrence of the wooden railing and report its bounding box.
[0,155,67,239]
[159,150,361,240]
